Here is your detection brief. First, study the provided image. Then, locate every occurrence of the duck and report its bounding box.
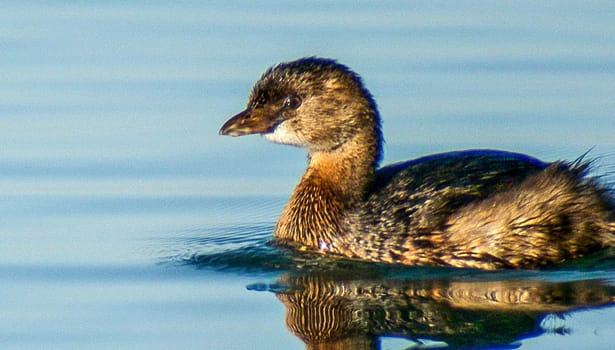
[219,57,615,270]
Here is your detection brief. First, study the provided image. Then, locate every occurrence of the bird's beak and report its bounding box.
[219,108,280,136]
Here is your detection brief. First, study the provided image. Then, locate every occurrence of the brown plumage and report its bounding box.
[219,57,615,270]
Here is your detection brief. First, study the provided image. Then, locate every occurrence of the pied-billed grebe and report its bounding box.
[219,57,615,270]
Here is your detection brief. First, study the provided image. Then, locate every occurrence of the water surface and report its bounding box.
[2,1,615,349]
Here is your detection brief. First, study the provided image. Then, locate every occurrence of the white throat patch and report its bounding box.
[263,121,307,147]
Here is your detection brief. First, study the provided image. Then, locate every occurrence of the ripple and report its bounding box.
[162,224,615,281]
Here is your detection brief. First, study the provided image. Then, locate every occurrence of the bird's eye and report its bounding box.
[283,95,302,110]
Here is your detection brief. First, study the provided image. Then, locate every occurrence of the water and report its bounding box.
[2,1,615,349]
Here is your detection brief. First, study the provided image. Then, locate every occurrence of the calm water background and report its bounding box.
[2,1,615,349]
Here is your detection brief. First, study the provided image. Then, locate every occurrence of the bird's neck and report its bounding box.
[274,130,380,250]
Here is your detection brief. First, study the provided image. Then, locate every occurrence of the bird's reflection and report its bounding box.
[179,229,615,349]
[261,274,614,349]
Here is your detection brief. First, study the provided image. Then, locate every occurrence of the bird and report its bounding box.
[219,57,615,270]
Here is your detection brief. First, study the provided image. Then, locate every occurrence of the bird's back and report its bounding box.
[341,150,615,268]
[360,149,548,236]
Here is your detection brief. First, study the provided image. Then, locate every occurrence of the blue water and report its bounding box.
[2,1,615,349]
